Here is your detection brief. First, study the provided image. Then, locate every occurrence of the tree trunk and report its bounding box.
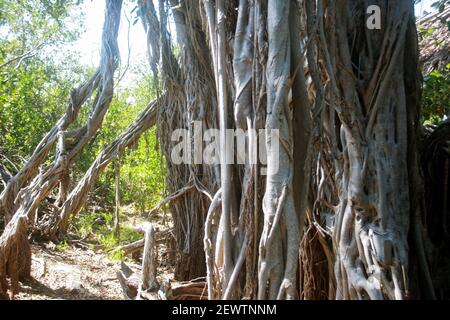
[138,0,219,281]
[37,99,158,239]
[0,0,123,298]
[114,159,121,240]
[0,0,438,301]
[305,0,432,299]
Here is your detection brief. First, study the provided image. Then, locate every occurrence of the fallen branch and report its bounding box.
[147,183,194,217]
[169,279,208,300]
[112,239,145,256]
[111,227,175,257]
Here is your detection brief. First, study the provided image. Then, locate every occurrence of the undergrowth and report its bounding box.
[70,209,142,260]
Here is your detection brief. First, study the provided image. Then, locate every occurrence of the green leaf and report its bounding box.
[430,70,443,78]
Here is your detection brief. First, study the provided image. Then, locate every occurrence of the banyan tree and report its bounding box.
[0,0,448,300]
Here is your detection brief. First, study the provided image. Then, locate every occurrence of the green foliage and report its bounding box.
[418,26,436,38]
[0,0,164,266]
[422,65,450,124]
[80,73,165,213]
[0,0,164,213]
[0,1,164,262]
[0,0,86,168]
[99,233,119,252]
[55,240,69,252]
[110,249,125,261]
[417,0,450,124]
[71,209,142,260]
[120,127,165,212]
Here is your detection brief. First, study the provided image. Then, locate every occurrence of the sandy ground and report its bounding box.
[16,243,129,300]
[12,206,174,300]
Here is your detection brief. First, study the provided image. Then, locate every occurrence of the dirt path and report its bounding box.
[16,244,129,300]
